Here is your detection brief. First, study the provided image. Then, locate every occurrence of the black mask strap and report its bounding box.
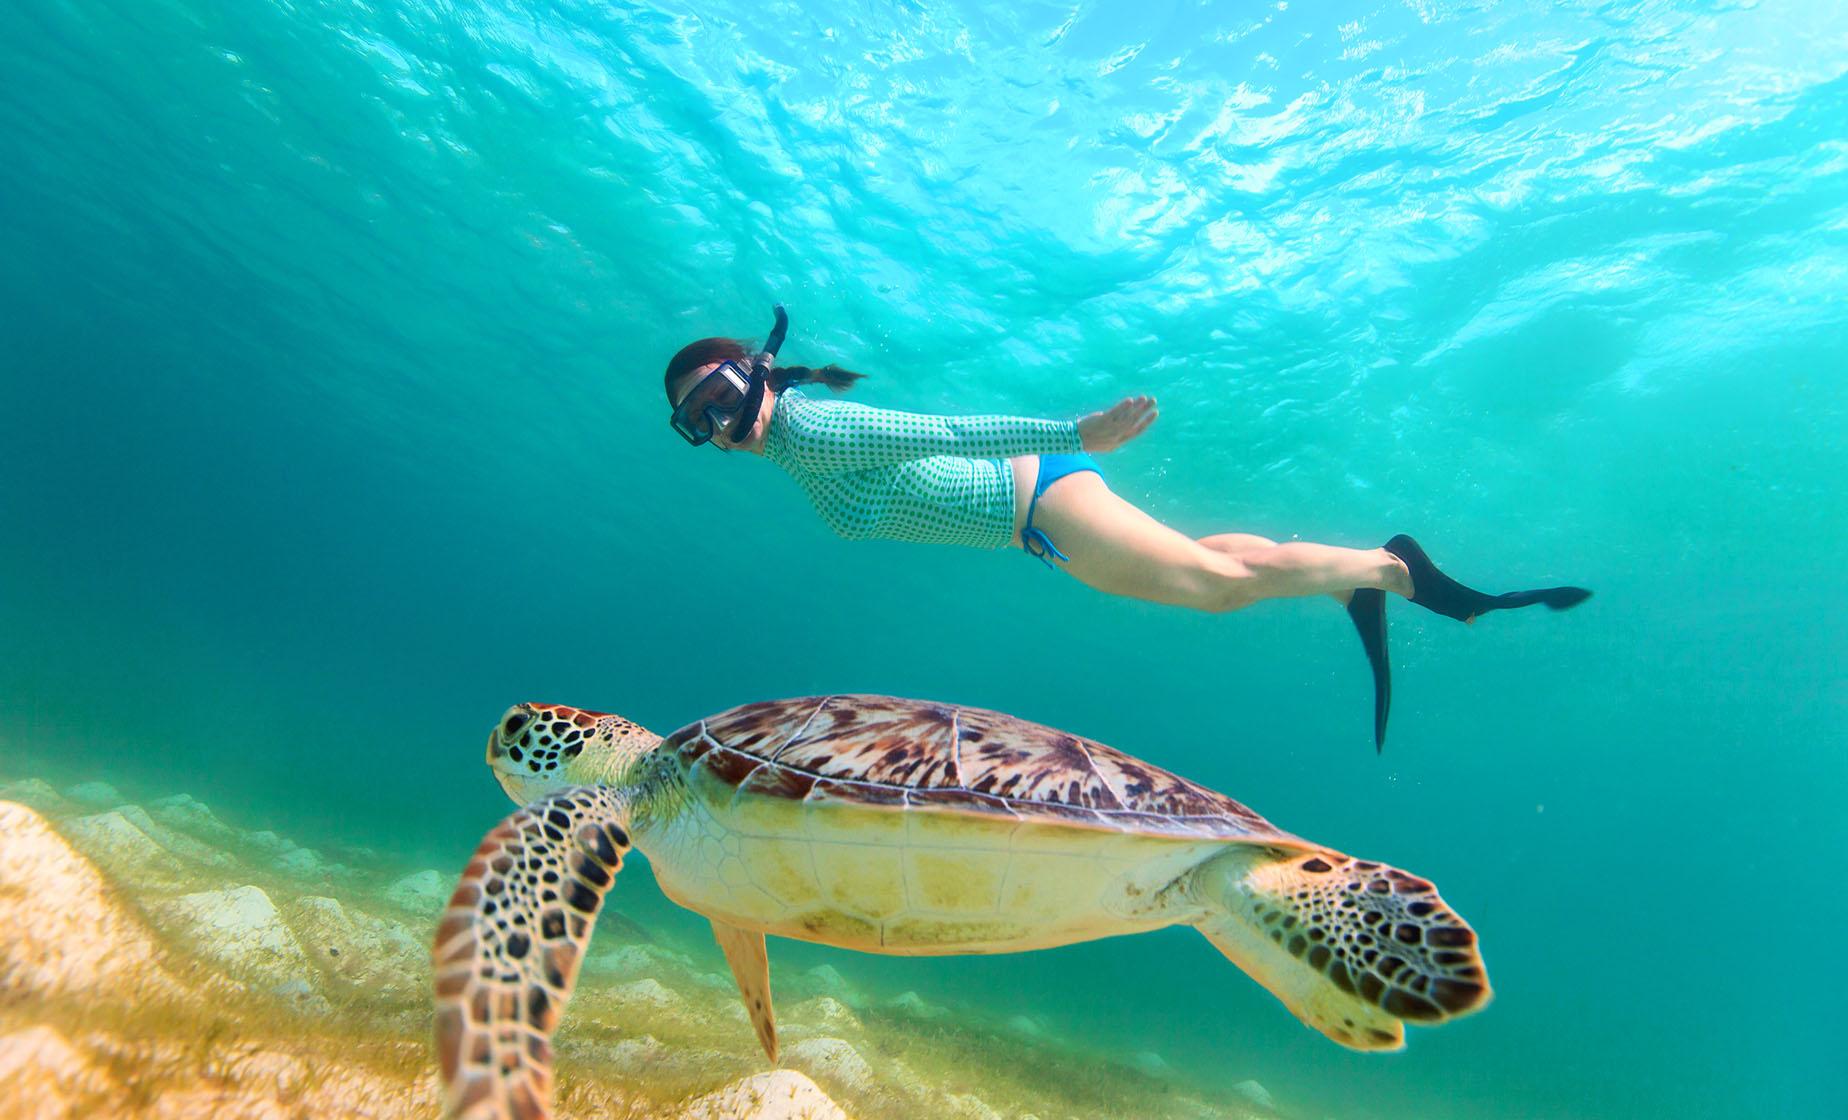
[724,304,789,445]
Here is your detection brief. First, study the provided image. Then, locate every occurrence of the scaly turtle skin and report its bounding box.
[433,695,1490,1120]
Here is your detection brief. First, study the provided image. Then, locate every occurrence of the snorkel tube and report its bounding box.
[723,304,789,446]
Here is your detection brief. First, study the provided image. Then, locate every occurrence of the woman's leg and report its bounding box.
[1030,474,1408,612]
[1196,532,1276,555]
[1208,536,1412,601]
[1198,534,1352,606]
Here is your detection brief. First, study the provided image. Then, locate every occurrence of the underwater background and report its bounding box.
[2,0,1844,1117]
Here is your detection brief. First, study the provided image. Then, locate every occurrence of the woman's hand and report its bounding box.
[1077,396,1157,452]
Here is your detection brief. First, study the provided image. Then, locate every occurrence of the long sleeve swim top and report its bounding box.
[761,388,1085,548]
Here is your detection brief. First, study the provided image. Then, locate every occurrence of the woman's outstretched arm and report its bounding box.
[774,393,1156,472]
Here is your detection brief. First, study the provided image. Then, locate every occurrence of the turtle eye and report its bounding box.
[502,711,530,739]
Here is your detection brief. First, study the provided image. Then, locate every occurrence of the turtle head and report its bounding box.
[485,703,662,805]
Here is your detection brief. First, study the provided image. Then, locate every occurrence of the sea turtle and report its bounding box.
[434,695,1490,1119]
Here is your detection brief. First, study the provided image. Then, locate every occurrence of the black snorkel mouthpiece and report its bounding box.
[724,304,788,446]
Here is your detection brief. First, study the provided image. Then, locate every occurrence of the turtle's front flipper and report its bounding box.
[711,919,778,1061]
[1187,845,1489,1051]
[433,786,632,1120]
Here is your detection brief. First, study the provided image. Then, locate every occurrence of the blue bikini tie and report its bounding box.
[1021,525,1069,568]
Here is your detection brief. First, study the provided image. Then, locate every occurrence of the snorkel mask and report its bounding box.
[669,305,789,447]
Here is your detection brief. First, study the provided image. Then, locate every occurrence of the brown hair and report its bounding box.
[662,337,864,403]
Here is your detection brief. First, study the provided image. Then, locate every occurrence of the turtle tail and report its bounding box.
[1187,845,1490,1051]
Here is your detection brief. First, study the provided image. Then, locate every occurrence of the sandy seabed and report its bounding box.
[0,772,1279,1120]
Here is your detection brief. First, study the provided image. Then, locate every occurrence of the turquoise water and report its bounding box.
[3,0,1844,1116]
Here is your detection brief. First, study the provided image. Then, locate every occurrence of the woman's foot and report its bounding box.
[1384,535,1592,623]
[1378,549,1414,597]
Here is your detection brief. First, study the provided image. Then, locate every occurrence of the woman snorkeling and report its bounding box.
[666,308,1590,749]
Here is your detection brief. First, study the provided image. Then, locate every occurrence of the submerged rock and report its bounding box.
[275,846,328,878]
[59,810,187,882]
[802,962,861,1003]
[887,989,949,1020]
[679,1069,849,1120]
[611,977,680,1011]
[1132,1049,1173,1078]
[332,842,383,868]
[242,829,290,854]
[1231,1078,1276,1111]
[60,805,236,881]
[0,1026,105,1114]
[785,1036,875,1092]
[604,1034,671,1074]
[689,969,737,993]
[158,885,309,981]
[0,777,71,815]
[288,895,424,998]
[65,780,124,808]
[0,801,183,1000]
[789,995,860,1032]
[383,868,449,913]
[147,793,239,845]
[114,804,232,865]
[716,1000,749,1025]
[875,1057,929,1105]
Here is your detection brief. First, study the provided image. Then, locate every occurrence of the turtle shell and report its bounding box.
[659,694,1291,841]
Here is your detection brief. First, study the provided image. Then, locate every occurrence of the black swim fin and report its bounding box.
[1347,588,1390,752]
[1384,534,1592,623]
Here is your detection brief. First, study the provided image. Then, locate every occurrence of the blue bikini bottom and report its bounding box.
[1020,452,1101,569]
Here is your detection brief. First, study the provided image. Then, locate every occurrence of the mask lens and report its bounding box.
[670,361,749,445]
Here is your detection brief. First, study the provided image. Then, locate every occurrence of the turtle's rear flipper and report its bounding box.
[433,786,632,1120]
[1187,845,1490,1051]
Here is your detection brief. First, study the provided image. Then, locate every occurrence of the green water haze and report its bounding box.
[3,0,1845,1116]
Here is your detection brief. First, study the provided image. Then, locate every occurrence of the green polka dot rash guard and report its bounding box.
[761,388,1084,548]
